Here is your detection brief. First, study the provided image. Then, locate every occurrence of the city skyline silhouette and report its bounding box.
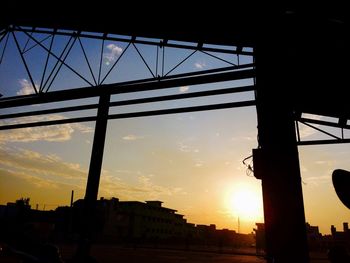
[1,3,349,263]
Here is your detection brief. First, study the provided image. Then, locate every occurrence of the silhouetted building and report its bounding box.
[330,223,350,249]
[0,199,55,247]
[306,222,322,250]
[254,223,265,254]
[1,197,252,250]
[254,222,324,252]
[72,197,191,242]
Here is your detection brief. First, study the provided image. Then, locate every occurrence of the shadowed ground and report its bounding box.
[0,244,331,263]
[59,244,328,263]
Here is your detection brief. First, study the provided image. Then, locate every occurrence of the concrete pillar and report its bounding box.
[254,21,309,262]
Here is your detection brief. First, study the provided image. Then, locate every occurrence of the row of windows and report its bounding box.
[141,216,184,225]
[145,228,183,235]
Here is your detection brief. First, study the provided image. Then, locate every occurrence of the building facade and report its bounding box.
[73,198,192,242]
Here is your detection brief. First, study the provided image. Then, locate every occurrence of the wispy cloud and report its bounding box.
[179,86,189,93]
[177,138,199,153]
[104,44,123,65]
[0,145,186,202]
[0,168,66,189]
[178,141,191,152]
[137,175,184,199]
[194,61,206,69]
[122,134,144,141]
[303,174,332,187]
[0,115,93,143]
[194,159,204,167]
[314,160,335,166]
[231,135,256,142]
[0,146,87,180]
[17,79,38,95]
[298,115,322,138]
[99,172,186,200]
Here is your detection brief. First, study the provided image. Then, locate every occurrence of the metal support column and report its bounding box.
[76,92,110,260]
[254,29,309,262]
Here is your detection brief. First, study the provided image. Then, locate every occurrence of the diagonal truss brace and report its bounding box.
[295,114,350,146]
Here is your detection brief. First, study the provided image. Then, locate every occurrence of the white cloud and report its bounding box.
[104,44,123,65]
[17,79,38,95]
[179,86,189,93]
[0,115,93,143]
[122,134,144,141]
[194,62,206,69]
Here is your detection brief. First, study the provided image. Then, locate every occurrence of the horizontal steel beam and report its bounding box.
[0,68,255,109]
[0,100,255,130]
[298,138,350,146]
[0,85,255,120]
[108,100,255,120]
[299,117,350,130]
[14,27,254,56]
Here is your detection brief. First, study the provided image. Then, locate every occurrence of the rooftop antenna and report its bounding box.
[238,216,240,234]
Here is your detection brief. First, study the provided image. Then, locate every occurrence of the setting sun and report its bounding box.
[225,184,264,222]
[232,189,261,219]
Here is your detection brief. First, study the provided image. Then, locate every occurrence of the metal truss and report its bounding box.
[0,24,255,130]
[0,25,253,94]
[295,113,350,146]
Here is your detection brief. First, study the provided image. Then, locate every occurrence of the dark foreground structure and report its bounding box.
[1,3,349,263]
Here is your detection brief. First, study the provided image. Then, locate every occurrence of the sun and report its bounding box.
[227,187,263,221]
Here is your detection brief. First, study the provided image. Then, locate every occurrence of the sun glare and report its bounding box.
[226,186,263,221]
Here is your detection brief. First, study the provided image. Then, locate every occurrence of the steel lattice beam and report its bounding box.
[0,67,255,109]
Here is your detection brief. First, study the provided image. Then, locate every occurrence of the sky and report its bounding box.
[0,29,350,235]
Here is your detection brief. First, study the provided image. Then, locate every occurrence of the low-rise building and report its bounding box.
[73,197,191,241]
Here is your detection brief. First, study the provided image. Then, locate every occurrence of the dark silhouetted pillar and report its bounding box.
[253,15,309,263]
[77,92,110,259]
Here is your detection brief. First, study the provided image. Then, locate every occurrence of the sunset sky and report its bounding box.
[1,29,349,234]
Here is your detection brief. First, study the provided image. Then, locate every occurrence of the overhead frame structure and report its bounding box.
[0,16,258,261]
[1,3,349,263]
